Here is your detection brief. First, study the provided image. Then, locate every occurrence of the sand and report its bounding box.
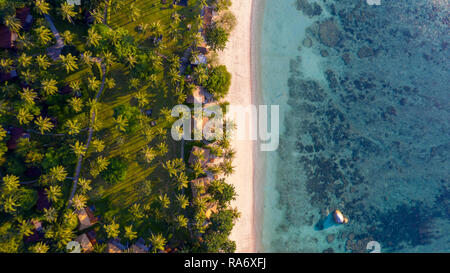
[218,0,262,253]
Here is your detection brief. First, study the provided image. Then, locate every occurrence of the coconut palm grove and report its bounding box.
[0,0,238,253]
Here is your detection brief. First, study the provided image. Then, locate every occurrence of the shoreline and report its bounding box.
[219,0,264,252]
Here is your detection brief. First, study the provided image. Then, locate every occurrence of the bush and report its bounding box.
[205,65,231,99]
[113,104,141,134]
[16,188,38,212]
[100,157,128,184]
[205,26,229,51]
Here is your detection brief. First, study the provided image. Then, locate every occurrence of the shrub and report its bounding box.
[100,157,127,184]
[205,26,229,51]
[205,65,231,99]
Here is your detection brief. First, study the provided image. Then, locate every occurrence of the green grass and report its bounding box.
[78,0,200,231]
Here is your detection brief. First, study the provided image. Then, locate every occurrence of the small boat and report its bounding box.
[333,210,349,224]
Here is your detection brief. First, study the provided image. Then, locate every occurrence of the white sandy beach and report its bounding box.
[219,0,260,253]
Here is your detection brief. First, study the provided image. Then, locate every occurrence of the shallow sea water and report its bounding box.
[260,0,449,252]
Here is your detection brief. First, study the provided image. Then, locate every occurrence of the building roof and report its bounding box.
[6,127,26,150]
[191,54,207,66]
[205,201,218,219]
[107,240,126,253]
[202,7,214,35]
[77,207,98,230]
[36,188,51,212]
[0,70,18,82]
[0,25,16,49]
[186,86,213,104]
[76,233,94,253]
[15,7,33,31]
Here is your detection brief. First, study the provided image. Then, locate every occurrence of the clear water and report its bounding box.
[260,0,450,252]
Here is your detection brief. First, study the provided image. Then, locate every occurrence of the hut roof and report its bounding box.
[15,7,33,31]
[77,207,98,230]
[76,233,94,253]
[202,7,214,34]
[36,188,51,212]
[186,86,213,104]
[205,201,218,219]
[107,240,126,253]
[0,25,16,49]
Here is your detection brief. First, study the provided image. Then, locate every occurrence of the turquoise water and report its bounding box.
[260,0,449,252]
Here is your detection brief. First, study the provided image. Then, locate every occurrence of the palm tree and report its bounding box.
[71,194,87,211]
[102,51,116,70]
[58,2,77,23]
[17,53,31,69]
[17,33,34,49]
[2,174,20,192]
[0,58,14,73]
[81,50,94,67]
[18,219,34,237]
[60,53,78,73]
[61,30,75,45]
[29,242,50,253]
[20,88,37,105]
[65,119,81,135]
[89,9,104,24]
[158,194,170,209]
[124,225,138,241]
[114,115,128,133]
[87,76,101,91]
[175,215,188,229]
[137,22,149,35]
[150,21,162,37]
[35,26,52,46]
[92,138,105,152]
[148,233,167,253]
[43,207,58,223]
[126,54,137,68]
[45,185,62,203]
[142,146,156,163]
[4,15,22,33]
[105,77,116,89]
[49,165,67,183]
[194,65,208,85]
[96,156,109,172]
[68,97,83,113]
[41,78,58,96]
[176,194,189,209]
[17,108,34,125]
[35,0,51,15]
[193,161,205,178]
[2,195,19,213]
[175,172,189,191]
[21,70,37,85]
[129,203,145,220]
[78,178,92,194]
[36,55,51,70]
[69,80,81,93]
[86,28,101,47]
[198,0,208,9]
[129,3,141,22]
[221,160,235,177]
[70,141,86,157]
[104,219,120,239]
[172,12,181,24]
[135,91,148,108]
[35,116,54,134]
